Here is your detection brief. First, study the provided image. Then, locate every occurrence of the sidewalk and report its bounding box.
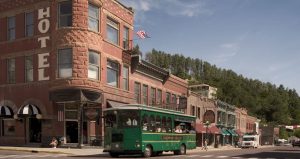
[0,146,106,156]
[0,145,274,156]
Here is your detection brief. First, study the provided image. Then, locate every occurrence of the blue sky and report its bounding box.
[120,0,300,94]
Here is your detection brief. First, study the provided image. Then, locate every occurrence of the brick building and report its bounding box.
[0,0,188,147]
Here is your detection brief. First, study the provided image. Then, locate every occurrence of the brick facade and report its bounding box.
[0,0,188,147]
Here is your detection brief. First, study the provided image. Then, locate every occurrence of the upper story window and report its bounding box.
[171,94,176,105]
[25,12,34,37]
[123,27,129,49]
[58,48,72,78]
[191,106,195,116]
[58,1,72,27]
[150,87,156,106]
[106,17,119,45]
[88,3,99,32]
[142,84,148,105]
[7,16,15,41]
[7,58,15,84]
[25,56,33,82]
[134,82,141,104]
[107,60,119,87]
[166,92,171,105]
[88,51,100,80]
[157,89,162,106]
[122,66,129,90]
[197,107,201,119]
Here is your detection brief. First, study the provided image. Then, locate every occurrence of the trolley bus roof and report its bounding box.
[104,104,196,119]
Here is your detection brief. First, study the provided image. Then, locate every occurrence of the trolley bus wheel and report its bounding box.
[109,152,119,158]
[143,145,152,158]
[174,144,186,155]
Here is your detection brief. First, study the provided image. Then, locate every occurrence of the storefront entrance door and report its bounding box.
[29,118,41,143]
[66,121,78,143]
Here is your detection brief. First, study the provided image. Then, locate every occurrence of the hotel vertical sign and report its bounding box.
[38,7,50,81]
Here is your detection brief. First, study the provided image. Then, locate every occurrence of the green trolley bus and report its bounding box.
[103,104,196,157]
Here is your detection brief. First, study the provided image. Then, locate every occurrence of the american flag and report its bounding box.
[58,106,64,122]
[136,30,150,39]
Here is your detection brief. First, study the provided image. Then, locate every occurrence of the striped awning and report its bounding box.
[17,104,41,117]
[0,105,14,118]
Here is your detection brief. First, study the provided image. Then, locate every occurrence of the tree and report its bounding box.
[279,127,288,139]
[294,129,300,138]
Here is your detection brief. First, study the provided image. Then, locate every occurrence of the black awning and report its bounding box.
[49,88,102,103]
[17,104,41,117]
[0,105,14,118]
[107,101,126,108]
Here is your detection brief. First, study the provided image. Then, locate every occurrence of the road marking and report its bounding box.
[202,155,214,157]
[216,156,228,158]
[0,155,18,158]
[187,155,199,157]
[232,157,241,159]
[35,154,53,158]
[13,155,36,158]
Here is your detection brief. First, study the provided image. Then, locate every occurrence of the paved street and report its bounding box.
[0,146,299,159]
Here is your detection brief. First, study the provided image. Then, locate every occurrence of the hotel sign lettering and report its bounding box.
[37,7,50,81]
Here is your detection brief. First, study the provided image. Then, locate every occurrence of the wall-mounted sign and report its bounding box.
[84,108,100,121]
[37,7,51,81]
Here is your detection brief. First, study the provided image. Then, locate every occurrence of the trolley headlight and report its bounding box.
[115,144,119,148]
[135,140,140,148]
[135,143,141,148]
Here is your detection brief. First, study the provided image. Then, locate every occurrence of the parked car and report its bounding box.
[292,141,300,147]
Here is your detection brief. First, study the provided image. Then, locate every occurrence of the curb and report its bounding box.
[0,147,72,155]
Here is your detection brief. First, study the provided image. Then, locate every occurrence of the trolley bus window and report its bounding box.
[166,117,172,132]
[156,115,161,132]
[142,114,149,131]
[149,115,155,132]
[119,110,139,127]
[104,112,116,127]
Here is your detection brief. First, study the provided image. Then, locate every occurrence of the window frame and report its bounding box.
[122,65,129,90]
[7,58,16,84]
[106,17,119,45]
[106,60,119,87]
[25,55,33,82]
[150,87,156,106]
[88,3,99,32]
[123,26,129,49]
[25,12,34,37]
[7,16,16,41]
[134,82,141,104]
[88,50,100,80]
[57,48,73,78]
[157,89,162,106]
[58,0,72,28]
[142,84,148,105]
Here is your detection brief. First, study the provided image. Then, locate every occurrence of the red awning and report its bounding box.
[196,123,220,134]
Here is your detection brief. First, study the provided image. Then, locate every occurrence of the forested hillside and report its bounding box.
[143,48,300,125]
